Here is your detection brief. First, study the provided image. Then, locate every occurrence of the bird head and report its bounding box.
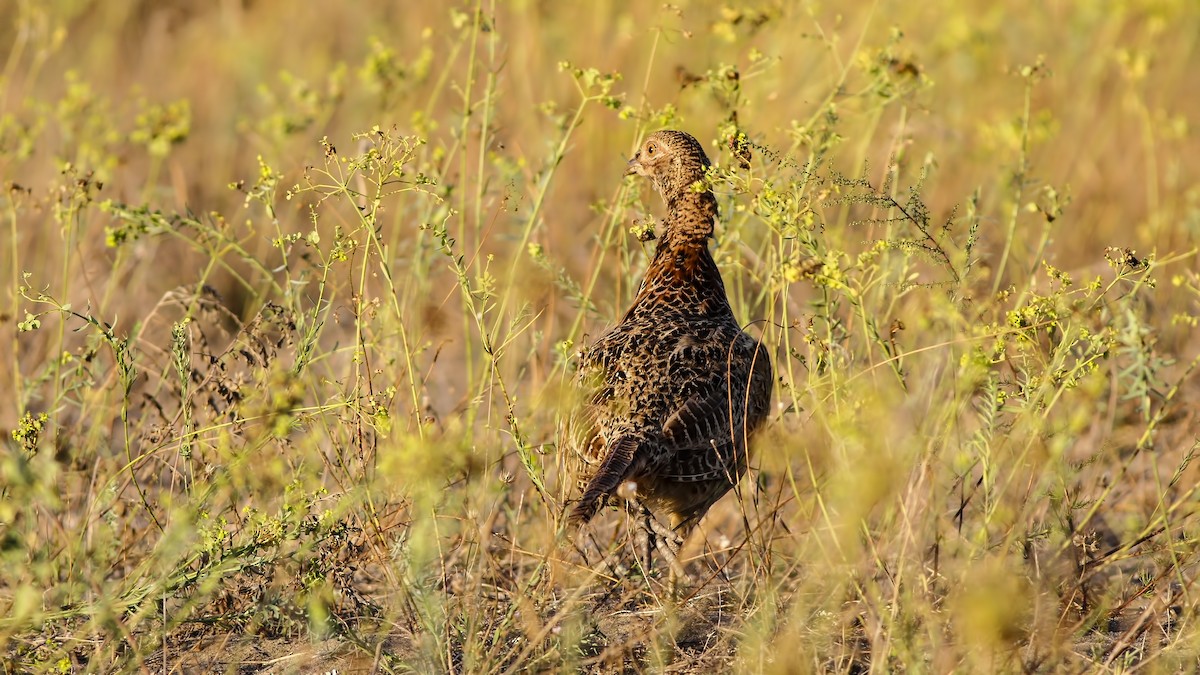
[625,130,711,203]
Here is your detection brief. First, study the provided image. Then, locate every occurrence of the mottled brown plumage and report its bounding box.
[567,130,773,539]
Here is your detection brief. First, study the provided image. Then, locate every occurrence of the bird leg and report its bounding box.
[637,505,690,594]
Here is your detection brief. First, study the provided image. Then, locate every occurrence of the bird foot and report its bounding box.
[638,507,692,595]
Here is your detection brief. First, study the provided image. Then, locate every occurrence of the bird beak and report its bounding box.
[625,155,641,176]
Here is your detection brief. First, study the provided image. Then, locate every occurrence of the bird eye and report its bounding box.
[645,142,657,155]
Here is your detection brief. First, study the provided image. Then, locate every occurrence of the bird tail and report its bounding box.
[570,435,640,524]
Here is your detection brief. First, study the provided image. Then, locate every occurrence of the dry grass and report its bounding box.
[2,1,1199,672]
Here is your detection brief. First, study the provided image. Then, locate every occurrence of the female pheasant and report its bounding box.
[568,130,773,548]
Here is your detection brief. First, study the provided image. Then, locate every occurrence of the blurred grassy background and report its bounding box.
[5,1,1196,325]
[2,0,1199,671]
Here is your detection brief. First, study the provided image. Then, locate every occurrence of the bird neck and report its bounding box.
[620,188,729,320]
[660,189,717,246]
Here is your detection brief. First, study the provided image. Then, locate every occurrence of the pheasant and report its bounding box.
[567,130,773,566]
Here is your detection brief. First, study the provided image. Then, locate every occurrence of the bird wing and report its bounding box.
[658,331,772,482]
[662,394,730,447]
[659,394,745,483]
